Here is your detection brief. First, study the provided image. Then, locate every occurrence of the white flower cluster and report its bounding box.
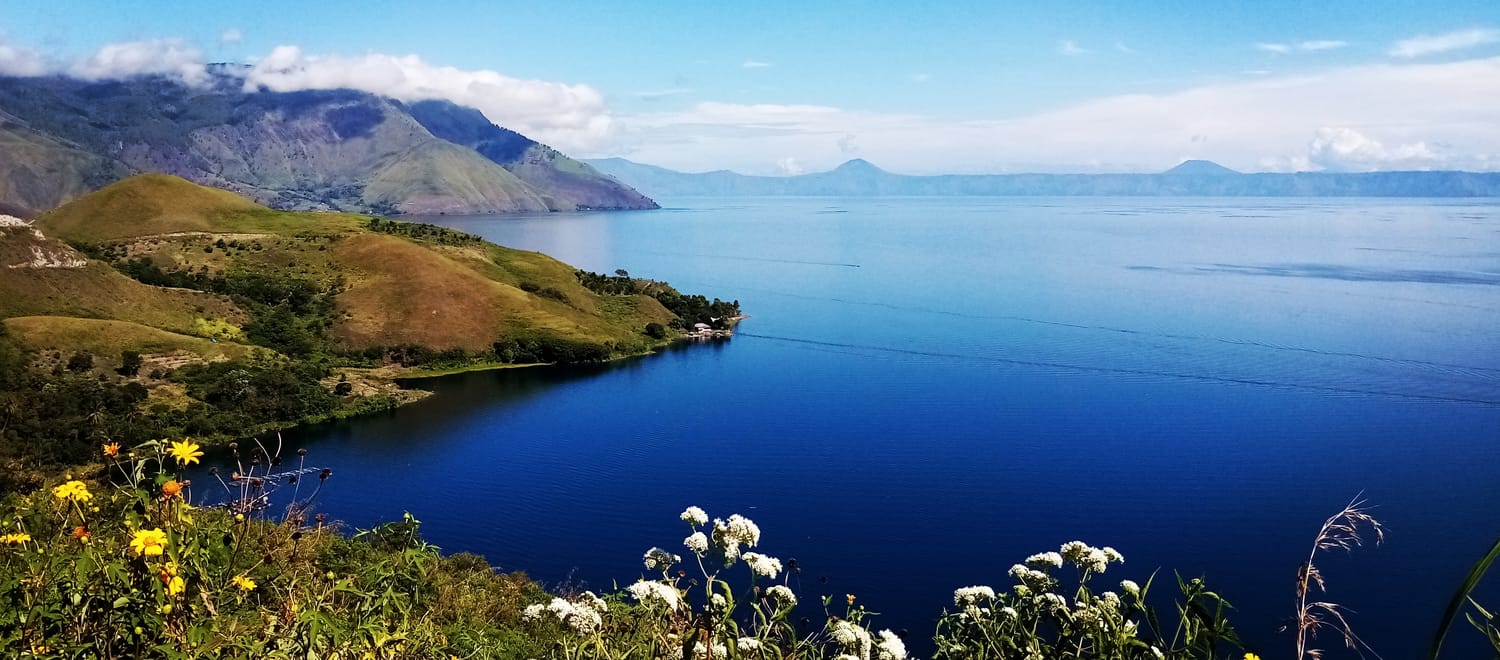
[742,552,783,579]
[684,531,709,555]
[953,585,996,607]
[626,580,682,610]
[1008,563,1052,587]
[692,641,728,659]
[766,584,798,608]
[831,620,873,657]
[875,629,907,660]
[1059,540,1124,574]
[521,594,606,634]
[681,506,709,526]
[1120,579,1140,596]
[999,606,1019,618]
[1100,591,1122,611]
[1024,551,1063,569]
[643,546,682,571]
[710,513,762,564]
[737,637,761,651]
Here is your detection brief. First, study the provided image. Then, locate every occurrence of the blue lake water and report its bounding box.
[271,198,1498,657]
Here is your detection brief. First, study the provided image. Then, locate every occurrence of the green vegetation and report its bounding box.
[1,440,1246,659]
[17,442,1477,660]
[0,174,720,492]
[0,432,1492,658]
[576,268,741,329]
[0,442,550,658]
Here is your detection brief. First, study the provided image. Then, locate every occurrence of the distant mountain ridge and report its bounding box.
[586,157,1500,198]
[0,73,657,216]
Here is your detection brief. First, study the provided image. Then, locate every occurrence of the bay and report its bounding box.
[269,197,1500,657]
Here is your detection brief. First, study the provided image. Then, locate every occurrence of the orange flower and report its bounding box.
[161,480,183,500]
[102,443,120,458]
[71,526,88,540]
[847,593,857,606]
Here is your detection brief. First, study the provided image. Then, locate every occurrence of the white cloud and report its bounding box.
[742,60,772,69]
[0,37,49,76]
[220,29,243,45]
[69,38,210,86]
[1391,27,1500,58]
[1115,42,1138,54]
[610,56,1500,174]
[1300,40,1348,51]
[1305,126,1438,171]
[243,45,613,152]
[1258,40,1345,54]
[1057,40,1090,56]
[775,157,804,175]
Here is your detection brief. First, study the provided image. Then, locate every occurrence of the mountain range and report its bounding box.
[586,158,1500,198]
[0,72,656,217]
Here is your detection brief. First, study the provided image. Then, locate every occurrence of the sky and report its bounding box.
[1,0,1498,174]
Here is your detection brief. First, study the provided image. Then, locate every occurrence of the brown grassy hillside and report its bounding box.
[18,174,679,356]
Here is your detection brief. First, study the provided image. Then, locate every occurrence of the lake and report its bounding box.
[280,197,1500,657]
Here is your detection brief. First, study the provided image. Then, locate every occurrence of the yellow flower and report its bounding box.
[51,480,93,503]
[103,442,120,457]
[846,594,857,606]
[129,528,169,556]
[1,532,30,545]
[166,575,186,596]
[169,440,204,466]
[232,575,257,592]
[1244,655,1261,660]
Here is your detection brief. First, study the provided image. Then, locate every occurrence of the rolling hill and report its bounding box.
[25,174,680,355]
[0,74,656,217]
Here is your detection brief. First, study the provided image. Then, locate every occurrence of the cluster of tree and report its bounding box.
[366,217,483,246]
[491,336,612,365]
[0,329,154,492]
[574,269,740,329]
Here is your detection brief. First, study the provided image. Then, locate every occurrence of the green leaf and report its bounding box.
[1428,534,1500,660]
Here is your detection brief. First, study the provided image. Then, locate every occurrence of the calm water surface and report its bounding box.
[280,198,1499,657]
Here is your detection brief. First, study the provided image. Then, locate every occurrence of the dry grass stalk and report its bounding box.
[1294,495,1386,660]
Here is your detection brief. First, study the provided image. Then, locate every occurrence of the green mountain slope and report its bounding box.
[0,75,658,215]
[31,174,678,354]
[408,100,658,210]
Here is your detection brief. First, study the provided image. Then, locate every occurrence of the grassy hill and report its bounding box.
[32,174,682,354]
[0,174,730,488]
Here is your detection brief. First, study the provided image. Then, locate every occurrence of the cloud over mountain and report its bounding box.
[241,46,614,152]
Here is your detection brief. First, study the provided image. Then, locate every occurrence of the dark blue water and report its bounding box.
[274,198,1500,657]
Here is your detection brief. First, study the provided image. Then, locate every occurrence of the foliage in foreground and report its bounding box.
[0,440,546,658]
[27,435,1500,659]
[1,435,1249,659]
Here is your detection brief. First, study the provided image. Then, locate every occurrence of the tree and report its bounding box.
[118,350,143,376]
[66,352,94,373]
[644,322,668,340]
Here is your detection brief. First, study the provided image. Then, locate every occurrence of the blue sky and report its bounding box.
[2,1,1499,173]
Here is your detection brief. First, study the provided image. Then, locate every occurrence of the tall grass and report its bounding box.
[1291,496,1384,660]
